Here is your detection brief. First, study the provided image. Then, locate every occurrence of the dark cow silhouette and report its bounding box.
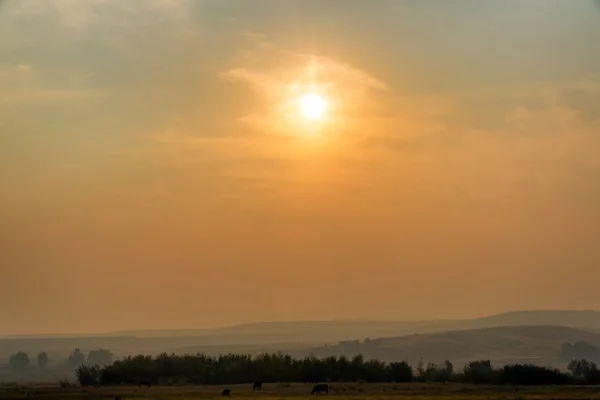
[222,389,231,397]
[138,380,152,388]
[253,381,263,391]
[311,384,329,395]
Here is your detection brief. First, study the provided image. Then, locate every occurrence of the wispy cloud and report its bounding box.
[0,0,202,60]
[4,0,195,30]
[2,88,107,105]
[219,33,390,134]
[142,32,462,183]
[0,62,107,106]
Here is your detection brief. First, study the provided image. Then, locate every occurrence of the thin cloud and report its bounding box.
[0,62,106,106]
[2,89,107,105]
[221,54,389,98]
[220,34,390,134]
[3,0,197,32]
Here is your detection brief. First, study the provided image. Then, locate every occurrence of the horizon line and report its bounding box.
[2,308,599,339]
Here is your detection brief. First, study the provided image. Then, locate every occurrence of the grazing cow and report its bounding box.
[138,380,152,388]
[311,384,329,395]
[253,381,263,391]
[222,389,231,397]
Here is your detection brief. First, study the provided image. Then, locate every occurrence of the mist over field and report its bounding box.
[3,310,600,383]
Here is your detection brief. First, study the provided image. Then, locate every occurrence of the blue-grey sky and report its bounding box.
[1,0,599,335]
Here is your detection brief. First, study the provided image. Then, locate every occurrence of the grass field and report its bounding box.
[2,383,600,400]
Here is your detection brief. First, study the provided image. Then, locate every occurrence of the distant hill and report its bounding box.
[290,325,600,368]
[6,309,600,341]
[112,320,457,340]
[109,309,600,341]
[4,310,600,362]
[463,310,600,330]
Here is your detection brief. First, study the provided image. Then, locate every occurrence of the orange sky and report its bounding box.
[1,0,600,335]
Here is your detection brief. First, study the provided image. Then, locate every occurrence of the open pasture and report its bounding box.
[2,383,600,400]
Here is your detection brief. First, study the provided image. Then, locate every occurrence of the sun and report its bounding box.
[299,93,327,121]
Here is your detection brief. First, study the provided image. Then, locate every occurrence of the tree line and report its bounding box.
[7,348,113,373]
[75,352,600,387]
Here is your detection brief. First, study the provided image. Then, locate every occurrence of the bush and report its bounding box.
[463,360,496,384]
[75,365,101,387]
[499,364,570,385]
[388,361,413,382]
[57,378,75,388]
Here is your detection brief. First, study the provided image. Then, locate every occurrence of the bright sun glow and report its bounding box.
[299,93,327,121]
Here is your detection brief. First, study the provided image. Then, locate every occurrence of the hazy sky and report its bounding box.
[1,0,600,335]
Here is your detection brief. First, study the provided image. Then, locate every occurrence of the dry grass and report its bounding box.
[1,382,600,400]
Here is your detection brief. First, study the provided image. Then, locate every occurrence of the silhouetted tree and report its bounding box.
[82,352,578,387]
[499,364,570,385]
[415,358,426,381]
[76,365,101,386]
[9,351,30,373]
[567,359,600,384]
[87,349,113,367]
[417,360,453,382]
[443,360,454,378]
[363,359,387,382]
[582,362,600,385]
[37,352,48,370]
[68,348,86,368]
[463,360,495,384]
[389,361,413,382]
[568,359,590,379]
[425,362,439,381]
